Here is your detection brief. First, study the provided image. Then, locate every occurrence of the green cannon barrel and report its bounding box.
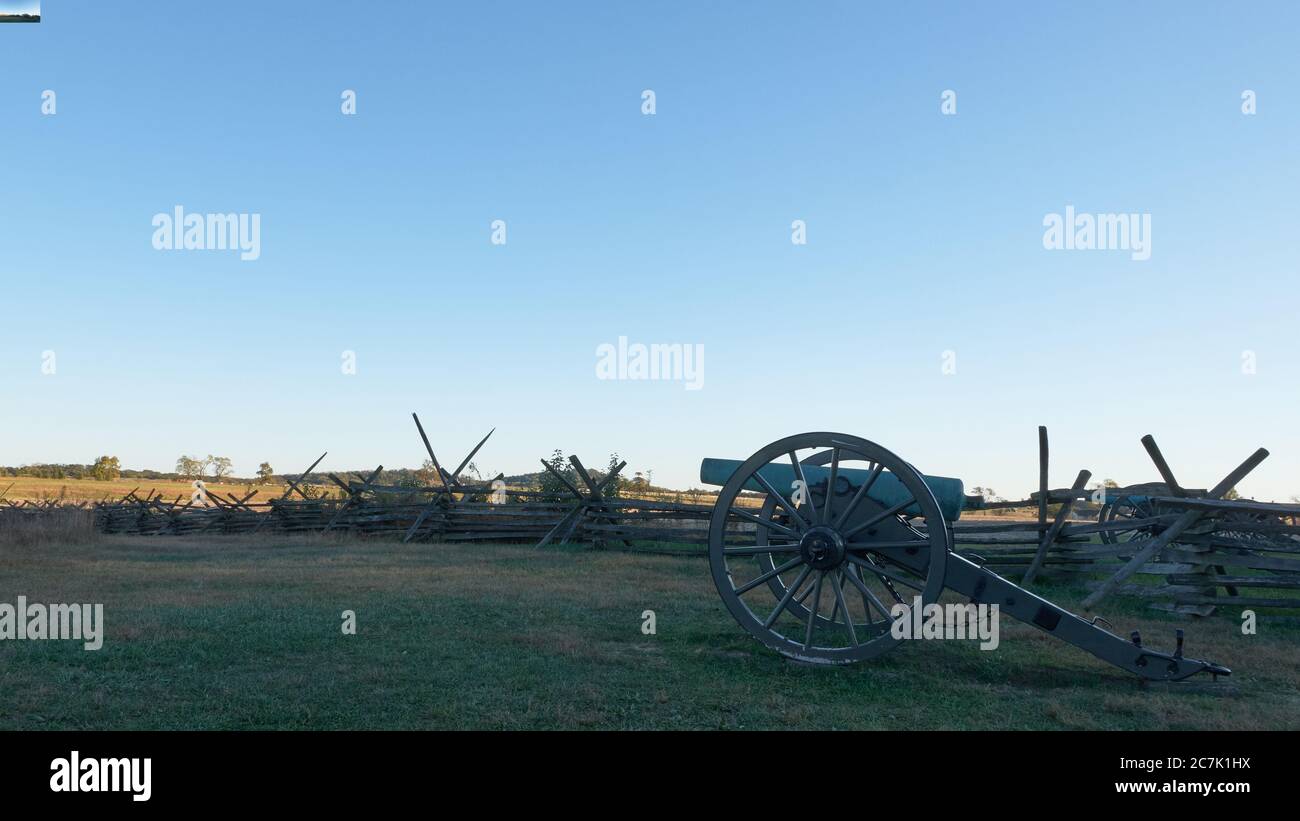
[699,458,966,522]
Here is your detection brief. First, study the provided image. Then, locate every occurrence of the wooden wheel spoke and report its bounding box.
[763,565,813,629]
[821,447,840,526]
[789,451,817,524]
[727,505,799,538]
[842,559,897,621]
[848,564,875,627]
[751,470,811,532]
[848,554,925,592]
[832,462,883,530]
[804,572,825,649]
[829,570,858,645]
[733,555,805,596]
[795,577,819,605]
[723,544,801,555]
[857,552,908,604]
[844,539,930,551]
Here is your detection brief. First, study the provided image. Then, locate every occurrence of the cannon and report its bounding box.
[700,432,1231,680]
[1094,484,1182,546]
[1096,488,1281,548]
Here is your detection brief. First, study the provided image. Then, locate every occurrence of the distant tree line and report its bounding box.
[0,463,101,480]
[174,455,234,480]
[1,454,240,482]
[1,452,691,498]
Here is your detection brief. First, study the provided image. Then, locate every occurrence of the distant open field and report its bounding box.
[0,476,338,505]
[0,475,1050,519]
[1,532,1296,730]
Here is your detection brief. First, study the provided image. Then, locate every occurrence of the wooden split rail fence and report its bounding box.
[3,421,1297,617]
[949,428,1300,617]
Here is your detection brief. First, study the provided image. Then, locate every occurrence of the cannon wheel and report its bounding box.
[753,445,884,628]
[1097,496,1158,546]
[708,432,950,665]
[1217,509,1281,546]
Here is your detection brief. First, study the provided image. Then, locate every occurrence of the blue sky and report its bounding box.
[0,1,39,15]
[1,2,1297,500]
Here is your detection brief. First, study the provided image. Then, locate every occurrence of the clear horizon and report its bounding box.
[0,0,39,15]
[2,2,1297,501]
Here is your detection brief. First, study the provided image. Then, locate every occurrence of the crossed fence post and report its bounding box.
[1000,425,1093,586]
[252,452,328,535]
[534,456,628,549]
[403,413,496,543]
[325,465,384,532]
[1081,436,1268,609]
[1022,469,1092,585]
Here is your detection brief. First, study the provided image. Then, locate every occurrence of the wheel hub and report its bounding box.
[800,526,846,570]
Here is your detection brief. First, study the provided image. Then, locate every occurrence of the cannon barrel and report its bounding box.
[699,458,966,522]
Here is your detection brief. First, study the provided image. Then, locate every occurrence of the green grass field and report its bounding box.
[1,535,1297,730]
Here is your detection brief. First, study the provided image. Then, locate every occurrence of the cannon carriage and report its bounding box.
[699,431,1239,680]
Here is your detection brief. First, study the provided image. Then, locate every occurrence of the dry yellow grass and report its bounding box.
[0,476,340,504]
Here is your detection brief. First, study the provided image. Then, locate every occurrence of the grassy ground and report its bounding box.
[1,535,1297,730]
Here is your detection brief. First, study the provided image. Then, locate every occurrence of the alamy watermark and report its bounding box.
[889,596,1000,650]
[595,336,704,390]
[50,752,151,802]
[152,206,261,261]
[1042,205,1150,261]
[0,596,104,650]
